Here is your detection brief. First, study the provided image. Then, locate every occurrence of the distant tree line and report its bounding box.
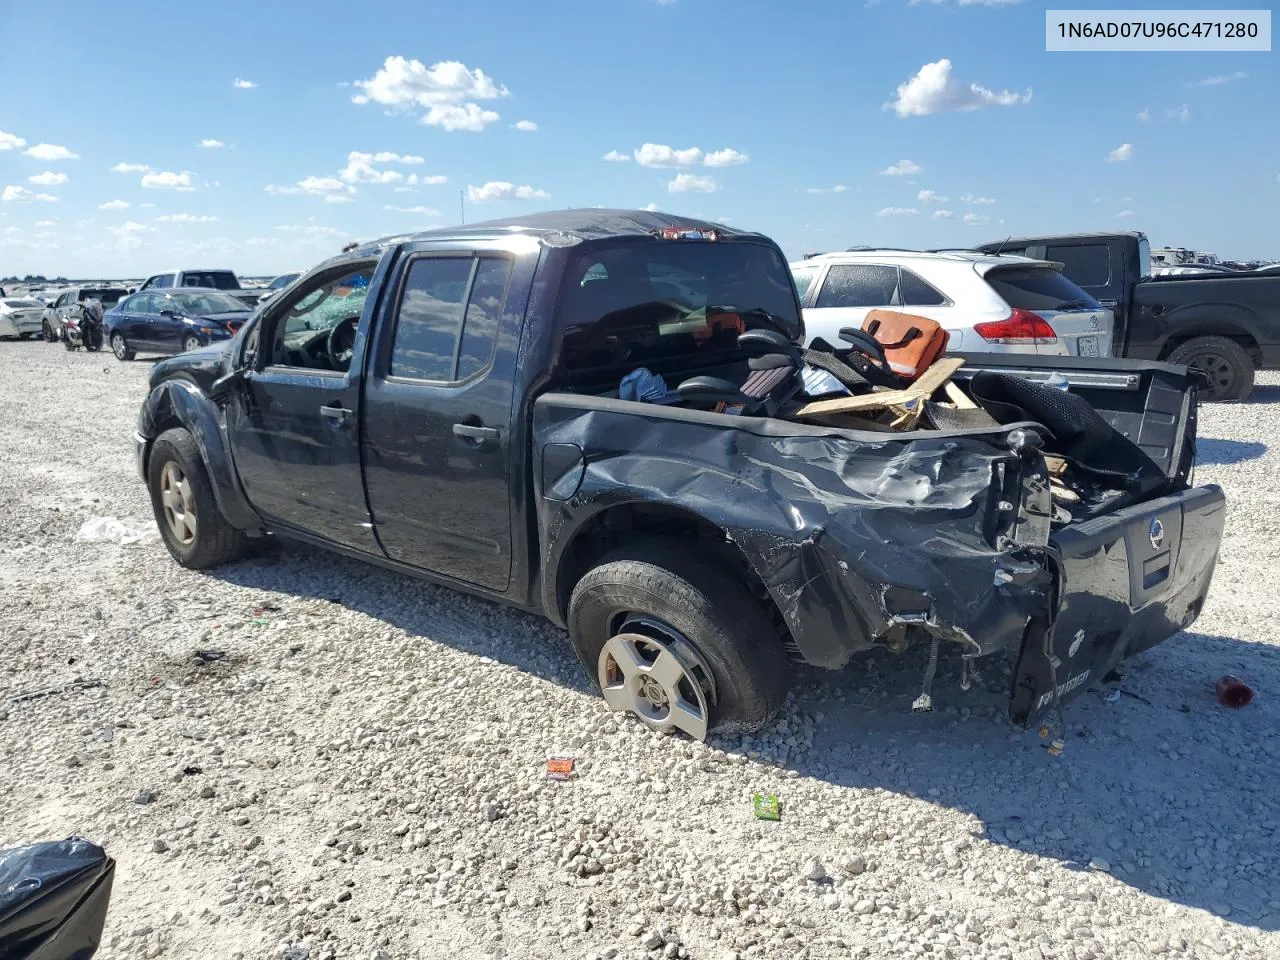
[1,274,70,283]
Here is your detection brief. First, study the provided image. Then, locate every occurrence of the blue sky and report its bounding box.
[1,0,1275,278]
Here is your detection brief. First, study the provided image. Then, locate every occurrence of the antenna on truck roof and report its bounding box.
[992,234,1013,256]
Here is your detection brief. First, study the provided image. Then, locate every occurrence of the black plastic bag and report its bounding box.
[0,837,115,960]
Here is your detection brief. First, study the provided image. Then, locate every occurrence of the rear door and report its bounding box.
[130,294,163,348]
[362,242,533,592]
[983,265,1114,357]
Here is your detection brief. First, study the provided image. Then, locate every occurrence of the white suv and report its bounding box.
[790,250,1114,358]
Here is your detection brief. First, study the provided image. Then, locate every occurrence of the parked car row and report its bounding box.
[790,230,1280,401]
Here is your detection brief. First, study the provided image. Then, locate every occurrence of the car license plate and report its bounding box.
[1078,336,1100,357]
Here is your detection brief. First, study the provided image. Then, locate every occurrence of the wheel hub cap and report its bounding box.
[159,461,197,545]
[597,623,715,741]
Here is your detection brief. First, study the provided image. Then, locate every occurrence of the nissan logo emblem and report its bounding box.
[1149,517,1166,551]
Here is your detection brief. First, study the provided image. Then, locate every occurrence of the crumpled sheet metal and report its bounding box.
[535,396,1053,669]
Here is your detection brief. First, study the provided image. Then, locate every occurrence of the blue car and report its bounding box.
[106,288,253,361]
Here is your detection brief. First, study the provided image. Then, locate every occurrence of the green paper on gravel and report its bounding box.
[753,793,781,821]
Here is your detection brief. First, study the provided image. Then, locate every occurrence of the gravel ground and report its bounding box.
[2,341,1278,960]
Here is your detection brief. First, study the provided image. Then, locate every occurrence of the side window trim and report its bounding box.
[447,258,481,381]
[897,267,952,307]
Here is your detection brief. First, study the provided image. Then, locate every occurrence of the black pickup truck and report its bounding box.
[133,211,1225,740]
[978,231,1280,401]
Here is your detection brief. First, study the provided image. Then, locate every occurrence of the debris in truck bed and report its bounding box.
[792,356,966,419]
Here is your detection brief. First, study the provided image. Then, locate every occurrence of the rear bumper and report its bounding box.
[1010,483,1225,728]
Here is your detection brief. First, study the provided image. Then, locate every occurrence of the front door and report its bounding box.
[362,246,528,591]
[224,258,385,553]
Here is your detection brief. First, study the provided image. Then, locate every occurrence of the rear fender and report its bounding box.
[140,379,262,531]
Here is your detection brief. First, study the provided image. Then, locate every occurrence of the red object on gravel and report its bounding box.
[1216,675,1253,708]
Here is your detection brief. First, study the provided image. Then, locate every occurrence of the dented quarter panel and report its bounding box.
[533,394,1053,669]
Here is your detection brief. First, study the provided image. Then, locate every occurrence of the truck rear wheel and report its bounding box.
[147,428,250,569]
[568,541,790,739]
[1167,336,1255,402]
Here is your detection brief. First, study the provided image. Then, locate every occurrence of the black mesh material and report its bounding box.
[969,372,1167,496]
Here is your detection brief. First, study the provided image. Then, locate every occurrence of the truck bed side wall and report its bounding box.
[532,395,1052,669]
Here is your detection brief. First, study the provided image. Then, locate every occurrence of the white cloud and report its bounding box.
[353,56,508,132]
[962,212,990,225]
[274,224,343,236]
[1189,71,1246,88]
[28,172,67,186]
[1165,105,1191,123]
[0,130,27,151]
[34,219,56,227]
[420,174,448,185]
[324,195,354,204]
[374,152,424,164]
[514,120,538,132]
[806,185,849,194]
[383,204,442,215]
[466,181,549,202]
[667,173,717,193]
[703,148,748,168]
[643,202,660,212]
[933,209,956,219]
[141,170,196,191]
[1116,210,1135,219]
[199,139,226,148]
[2,186,58,203]
[602,150,631,163]
[636,143,704,168]
[881,159,922,176]
[233,78,257,89]
[98,200,130,210]
[23,143,79,161]
[1136,108,1151,122]
[267,175,355,199]
[917,188,949,203]
[112,162,150,173]
[1107,143,1133,163]
[156,213,218,223]
[340,151,405,184]
[888,59,1031,117]
[876,207,918,218]
[140,202,155,209]
[108,220,154,237]
[961,193,996,205]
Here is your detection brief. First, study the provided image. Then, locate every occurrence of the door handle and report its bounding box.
[453,422,500,443]
[320,403,353,424]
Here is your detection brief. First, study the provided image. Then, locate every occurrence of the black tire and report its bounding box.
[111,333,135,361]
[569,540,790,735]
[147,427,250,569]
[42,320,57,342]
[63,336,76,351]
[1167,336,1255,403]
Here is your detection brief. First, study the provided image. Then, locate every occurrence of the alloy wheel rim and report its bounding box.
[159,461,197,545]
[1189,352,1234,395]
[597,617,715,740]
[184,337,200,353]
[112,335,126,359]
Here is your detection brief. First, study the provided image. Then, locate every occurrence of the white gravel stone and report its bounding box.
[1,348,1278,958]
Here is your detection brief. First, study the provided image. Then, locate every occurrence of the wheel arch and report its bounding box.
[547,500,802,662]
[1153,306,1263,367]
[142,379,262,531]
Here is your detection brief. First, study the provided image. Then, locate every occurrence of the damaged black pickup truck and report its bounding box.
[134,210,1225,741]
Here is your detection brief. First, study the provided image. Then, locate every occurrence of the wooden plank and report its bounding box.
[794,357,965,418]
[944,381,978,409]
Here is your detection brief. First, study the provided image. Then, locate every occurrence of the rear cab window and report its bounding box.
[180,271,239,290]
[984,268,1101,312]
[1045,244,1111,289]
[790,264,819,301]
[557,239,799,381]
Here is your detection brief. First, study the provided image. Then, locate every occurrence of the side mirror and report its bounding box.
[160,308,179,318]
[209,367,246,402]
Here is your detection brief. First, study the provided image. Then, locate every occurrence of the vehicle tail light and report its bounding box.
[226,321,243,333]
[974,308,1059,345]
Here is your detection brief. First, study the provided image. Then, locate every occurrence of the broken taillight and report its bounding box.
[974,309,1058,345]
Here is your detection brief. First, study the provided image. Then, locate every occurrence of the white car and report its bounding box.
[0,298,46,340]
[790,250,1114,358]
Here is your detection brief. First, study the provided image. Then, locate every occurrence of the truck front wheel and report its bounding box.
[1167,336,1255,402]
[147,428,250,569]
[568,542,790,740]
